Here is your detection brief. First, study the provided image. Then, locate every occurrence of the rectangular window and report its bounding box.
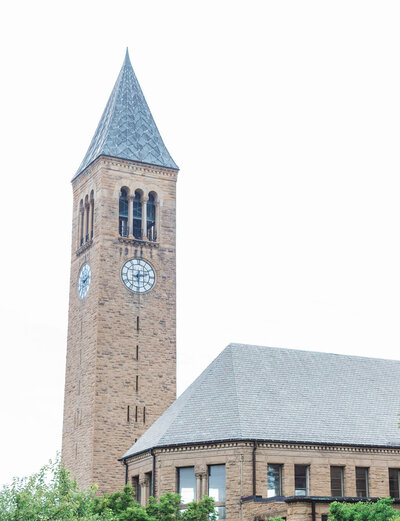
[295,465,309,496]
[267,464,283,497]
[178,467,196,505]
[208,464,226,520]
[147,472,153,498]
[356,467,369,497]
[330,466,344,496]
[389,469,400,498]
[132,476,141,504]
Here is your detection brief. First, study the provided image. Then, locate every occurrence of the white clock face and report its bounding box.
[78,263,91,299]
[121,258,155,293]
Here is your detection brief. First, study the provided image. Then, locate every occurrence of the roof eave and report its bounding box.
[121,436,400,462]
[72,154,179,183]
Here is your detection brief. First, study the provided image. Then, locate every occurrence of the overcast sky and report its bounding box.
[1,0,400,488]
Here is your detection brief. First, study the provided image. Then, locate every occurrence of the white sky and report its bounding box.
[1,0,400,488]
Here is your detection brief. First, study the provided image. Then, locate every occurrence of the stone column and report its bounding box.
[195,464,208,500]
[141,196,148,239]
[139,474,149,506]
[128,195,134,238]
[195,474,202,501]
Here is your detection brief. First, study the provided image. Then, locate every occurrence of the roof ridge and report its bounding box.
[228,342,400,364]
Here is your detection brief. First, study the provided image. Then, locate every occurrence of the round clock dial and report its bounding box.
[121,258,155,293]
[78,263,91,299]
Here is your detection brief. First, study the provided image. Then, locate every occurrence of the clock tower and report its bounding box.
[62,50,178,493]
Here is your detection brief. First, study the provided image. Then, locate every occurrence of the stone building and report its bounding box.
[122,344,400,521]
[62,50,400,521]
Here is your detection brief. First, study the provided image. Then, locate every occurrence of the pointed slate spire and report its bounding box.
[74,49,178,179]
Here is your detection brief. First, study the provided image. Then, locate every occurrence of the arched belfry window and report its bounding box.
[90,190,94,239]
[133,190,142,239]
[147,193,156,242]
[119,189,129,237]
[79,199,84,246]
[84,195,90,243]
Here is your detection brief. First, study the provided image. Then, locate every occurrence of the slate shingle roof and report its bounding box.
[74,49,178,179]
[122,343,400,459]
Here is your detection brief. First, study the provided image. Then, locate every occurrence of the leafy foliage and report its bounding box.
[328,498,400,521]
[0,457,217,521]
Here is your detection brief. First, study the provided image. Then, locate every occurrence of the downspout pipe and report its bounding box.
[123,458,128,485]
[151,449,156,497]
[252,441,258,496]
[311,500,316,521]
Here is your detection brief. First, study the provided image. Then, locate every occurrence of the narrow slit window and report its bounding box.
[135,406,138,423]
[137,317,140,331]
[136,345,139,360]
[143,406,146,424]
[127,405,130,422]
[136,375,139,391]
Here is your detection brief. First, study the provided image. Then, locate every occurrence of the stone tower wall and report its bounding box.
[62,157,177,492]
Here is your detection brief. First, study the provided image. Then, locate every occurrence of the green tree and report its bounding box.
[328,498,400,521]
[0,457,217,521]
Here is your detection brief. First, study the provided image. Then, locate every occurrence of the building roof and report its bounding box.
[74,49,178,179]
[122,343,400,459]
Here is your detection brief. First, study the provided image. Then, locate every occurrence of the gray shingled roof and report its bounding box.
[74,49,178,179]
[122,343,400,459]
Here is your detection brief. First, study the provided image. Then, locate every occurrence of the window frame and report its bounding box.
[267,463,283,497]
[355,467,369,497]
[330,466,344,497]
[389,468,400,499]
[208,464,226,520]
[177,466,196,507]
[294,464,310,496]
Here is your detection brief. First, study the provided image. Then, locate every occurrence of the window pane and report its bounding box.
[214,506,226,520]
[209,464,226,503]
[356,467,368,497]
[132,476,141,504]
[178,467,196,504]
[267,464,283,497]
[295,465,309,496]
[389,469,400,499]
[330,467,344,496]
[147,472,153,498]
[119,190,128,218]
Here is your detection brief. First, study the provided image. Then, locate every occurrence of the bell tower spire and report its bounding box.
[62,50,178,493]
[74,49,177,178]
